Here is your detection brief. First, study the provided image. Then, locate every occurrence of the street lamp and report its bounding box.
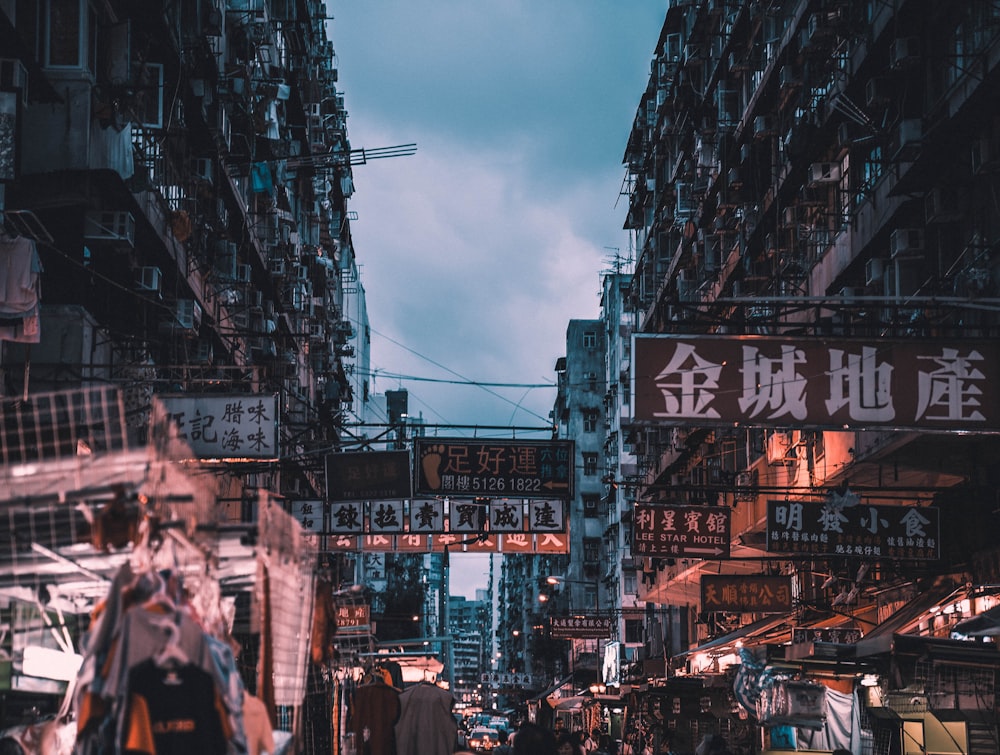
[544,575,600,612]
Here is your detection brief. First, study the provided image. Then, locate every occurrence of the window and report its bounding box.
[624,619,643,644]
[624,571,638,595]
[44,0,95,71]
[582,453,598,476]
[583,537,601,565]
[583,495,600,519]
[583,331,597,349]
[583,409,599,433]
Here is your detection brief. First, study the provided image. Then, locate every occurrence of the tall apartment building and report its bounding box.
[609,0,1000,752]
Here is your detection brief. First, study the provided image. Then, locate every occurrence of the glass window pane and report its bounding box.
[47,0,81,67]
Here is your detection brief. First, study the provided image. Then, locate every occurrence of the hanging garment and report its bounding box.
[121,658,230,754]
[393,681,456,755]
[348,679,400,755]
[0,234,42,343]
[242,691,275,755]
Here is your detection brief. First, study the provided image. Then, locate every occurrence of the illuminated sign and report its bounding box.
[791,627,863,645]
[766,499,940,560]
[633,335,1000,430]
[335,604,370,630]
[701,575,793,613]
[633,503,731,558]
[413,438,574,498]
[550,615,612,639]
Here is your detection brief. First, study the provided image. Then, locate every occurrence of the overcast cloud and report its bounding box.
[329,3,666,594]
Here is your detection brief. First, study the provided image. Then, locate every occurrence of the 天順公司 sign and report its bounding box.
[767,498,939,560]
[701,575,793,613]
[633,335,1000,430]
[160,394,278,459]
[413,438,574,498]
[633,503,731,559]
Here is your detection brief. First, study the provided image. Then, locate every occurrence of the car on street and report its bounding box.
[467,726,500,752]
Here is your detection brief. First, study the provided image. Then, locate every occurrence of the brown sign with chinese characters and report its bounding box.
[633,335,1000,430]
[766,499,940,560]
[413,438,574,498]
[326,450,412,502]
[335,604,370,630]
[550,615,612,639]
[632,503,731,559]
[701,575,793,613]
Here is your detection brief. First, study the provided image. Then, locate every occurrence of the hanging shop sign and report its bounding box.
[335,604,370,630]
[633,334,1000,430]
[701,575,793,613]
[413,438,574,498]
[791,627,863,645]
[160,393,278,459]
[550,615,612,639]
[324,499,565,535]
[766,498,940,560]
[325,449,412,502]
[323,529,570,554]
[632,503,731,559]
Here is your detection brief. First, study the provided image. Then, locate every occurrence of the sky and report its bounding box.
[328,3,667,597]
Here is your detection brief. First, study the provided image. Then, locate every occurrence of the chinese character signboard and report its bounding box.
[633,335,1000,430]
[791,627,863,645]
[336,604,370,630]
[326,450,412,502]
[161,394,278,458]
[413,438,574,498]
[633,504,731,558]
[290,500,322,533]
[550,615,612,639]
[701,575,793,613]
[767,499,939,560]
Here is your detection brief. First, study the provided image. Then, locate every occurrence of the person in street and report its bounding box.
[582,728,600,754]
[694,734,732,755]
[557,732,584,755]
[512,723,558,755]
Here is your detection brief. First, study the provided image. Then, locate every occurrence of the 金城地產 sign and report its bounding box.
[633,335,1000,430]
[413,438,574,498]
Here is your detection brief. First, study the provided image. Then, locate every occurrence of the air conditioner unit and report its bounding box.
[308,323,324,340]
[295,264,309,281]
[865,77,891,107]
[778,65,800,90]
[84,211,135,248]
[192,340,214,364]
[838,286,858,302]
[249,290,263,310]
[0,58,28,105]
[891,119,922,161]
[192,157,213,184]
[890,228,924,258]
[234,263,251,283]
[136,266,162,293]
[173,299,202,332]
[924,187,961,224]
[971,133,999,174]
[269,258,286,276]
[865,258,884,285]
[766,431,793,465]
[808,162,841,185]
[890,36,920,69]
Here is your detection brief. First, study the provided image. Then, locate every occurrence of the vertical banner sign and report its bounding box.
[413,438,574,498]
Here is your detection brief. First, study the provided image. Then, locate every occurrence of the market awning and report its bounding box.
[855,579,966,656]
[953,605,1000,637]
[673,613,790,660]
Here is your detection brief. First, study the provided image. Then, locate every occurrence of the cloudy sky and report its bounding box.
[329,3,666,596]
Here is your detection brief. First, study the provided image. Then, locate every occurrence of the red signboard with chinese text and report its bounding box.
[633,503,731,559]
[633,335,1000,430]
